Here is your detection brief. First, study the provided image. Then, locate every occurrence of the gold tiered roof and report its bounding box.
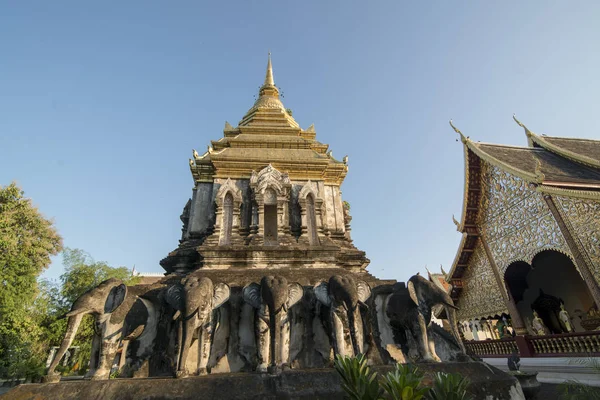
[190,54,348,184]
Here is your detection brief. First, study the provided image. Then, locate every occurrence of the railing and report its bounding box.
[528,331,600,356]
[465,331,600,358]
[465,338,518,358]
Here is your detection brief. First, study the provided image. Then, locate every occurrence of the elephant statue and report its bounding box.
[242,276,303,373]
[165,276,230,377]
[45,278,163,382]
[384,274,466,362]
[314,275,371,358]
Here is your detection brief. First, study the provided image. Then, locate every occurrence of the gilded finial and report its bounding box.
[208,145,214,154]
[440,265,447,276]
[343,155,348,164]
[452,214,460,228]
[513,114,532,137]
[224,121,234,131]
[189,158,195,167]
[192,149,199,159]
[326,150,333,158]
[264,52,274,87]
[535,157,545,183]
[449,119,467,143]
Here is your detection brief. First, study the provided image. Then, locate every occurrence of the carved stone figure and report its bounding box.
[242,276,303,373]
[559,304,573,333]
[314,275,371,358]
[532,310,548,336]
[45,278,163,382]
[384,274,465,362]
[165,276,230,377]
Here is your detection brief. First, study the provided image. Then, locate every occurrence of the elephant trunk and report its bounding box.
[269,307,281,367]
[177,317,194,374]
[47,312,85,375]
[348,304,363,356]
[445,305,466,353]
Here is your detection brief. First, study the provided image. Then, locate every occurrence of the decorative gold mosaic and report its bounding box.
[456,241,507,320]
[556,196,600,282]
[478,164,572,274]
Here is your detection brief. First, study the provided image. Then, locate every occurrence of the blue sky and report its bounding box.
[2,1,599,283]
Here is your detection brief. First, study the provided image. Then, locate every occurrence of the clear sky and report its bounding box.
[2,1,600,283]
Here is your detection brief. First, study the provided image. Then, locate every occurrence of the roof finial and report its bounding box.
[449,119,468,143]
[513,114,532,137]
[264,51,274,87]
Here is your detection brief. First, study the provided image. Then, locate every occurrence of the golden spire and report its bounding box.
[264,52,274,86]
[258,52,280,99]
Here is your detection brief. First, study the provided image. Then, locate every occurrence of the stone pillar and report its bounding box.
[543,194,600,308]
[479,230,528,335]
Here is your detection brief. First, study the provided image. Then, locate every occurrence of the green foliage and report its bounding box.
[559,357,600,399]
[334,354,383,400]
[0,183,63,379]
[380,364,430,400]
[285,108,293,116]
[428,372,472,400]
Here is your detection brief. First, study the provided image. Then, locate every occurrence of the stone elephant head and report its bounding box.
[314,275,371,357]
[165,276,230,377]
[385,274,465,362]
[242,276,303,373]
[45,278,161,381]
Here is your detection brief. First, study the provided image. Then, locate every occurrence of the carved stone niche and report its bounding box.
[297,181,326,246]
[205,178,244,246]
[249,165,293,245]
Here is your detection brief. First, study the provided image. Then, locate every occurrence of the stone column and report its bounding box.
[478,229,528,335]
[543,194,600,308]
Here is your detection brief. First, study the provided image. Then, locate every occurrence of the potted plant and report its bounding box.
[506,351,540,399]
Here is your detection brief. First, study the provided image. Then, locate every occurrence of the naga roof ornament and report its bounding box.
[449,119,468,143]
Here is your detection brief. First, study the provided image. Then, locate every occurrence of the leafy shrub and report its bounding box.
[381,364,430,400]
[428,372,472,400]
[559,357,600,400]
[334,354,383,400]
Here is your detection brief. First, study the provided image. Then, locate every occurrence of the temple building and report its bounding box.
[447,117,600,357]
[160,54,369,275]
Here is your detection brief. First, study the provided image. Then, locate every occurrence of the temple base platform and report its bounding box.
[1,362,525,400]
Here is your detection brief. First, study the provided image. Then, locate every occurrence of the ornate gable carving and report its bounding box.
[215,178,243,206]
[556,196,600,282]
[250,164,291,195]
[298,180,319,200]
[456,242,507,320]
[478,163,571,274]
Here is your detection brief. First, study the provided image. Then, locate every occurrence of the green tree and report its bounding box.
[0,183,63,379]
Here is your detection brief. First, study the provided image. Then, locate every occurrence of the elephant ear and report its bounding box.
[242,283,262,309]
[313,281,331,307]
[356,280,371,303]
[104,284,127,314]
[408,279,431,317]
[407,279,419,307]
[165,283,185,311]
[213,283,231,309]
[286,283,304,309]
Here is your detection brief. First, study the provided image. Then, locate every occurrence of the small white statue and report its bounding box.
[559,303,574,333]
[532,310,548,336]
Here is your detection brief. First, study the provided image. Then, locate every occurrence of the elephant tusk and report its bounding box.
[443,301,460,310]
[173,310,181,320]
